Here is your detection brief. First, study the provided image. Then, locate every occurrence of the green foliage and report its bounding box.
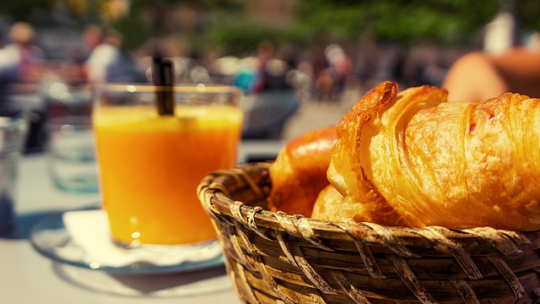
[114,0,248,52]
[292,0,366,42]
[292,0,500,45]
[192,17,313,56]
[191,0,501,54]
[0,0,55,23]
[110,15,153,51]
[3,0,540,56]
[195,20,273,55]
[516,0,540,32]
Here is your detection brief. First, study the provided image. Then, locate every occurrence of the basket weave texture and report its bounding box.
[198,162,540,304]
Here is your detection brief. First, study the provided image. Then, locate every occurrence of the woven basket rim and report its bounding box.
[198,162,540,256]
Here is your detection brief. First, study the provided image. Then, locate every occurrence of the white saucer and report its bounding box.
[30,207,225,275]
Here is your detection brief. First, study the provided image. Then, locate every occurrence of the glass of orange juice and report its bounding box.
[92,84,243,247]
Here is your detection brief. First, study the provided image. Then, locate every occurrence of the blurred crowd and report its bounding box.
[1,21,540,106]
[0,21,476,104]
[0,22,146,91]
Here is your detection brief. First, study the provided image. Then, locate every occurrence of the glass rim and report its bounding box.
[93,83,243,94]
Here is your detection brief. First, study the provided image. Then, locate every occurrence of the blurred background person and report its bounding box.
[442,37,540,101]
[252,40,293,93]
[233,40,294,95]
[83,25,143,84]
[0,22,44,89]
[441,8,540,101]
[0,22,46,154]
[313,44,354,102]
[325,44,352,97]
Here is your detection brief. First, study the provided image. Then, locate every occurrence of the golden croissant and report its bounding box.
[268,125,337,217]
[312,81,540,231]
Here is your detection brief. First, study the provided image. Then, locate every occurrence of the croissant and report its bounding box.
[268,125,337,216]
[314,81,540,231]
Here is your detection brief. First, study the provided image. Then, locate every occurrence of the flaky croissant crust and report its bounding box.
[324,81,540,231]
[268,125,337,217]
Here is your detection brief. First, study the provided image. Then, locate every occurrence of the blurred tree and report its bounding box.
[292,0,501,46]
[108,0,246,51]
[0,1,52,21]
[2,0,540,56]
[0,0,56,24]
[178,0,512,57]
[516,0,540,33]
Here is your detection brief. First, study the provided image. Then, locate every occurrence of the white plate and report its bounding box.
[30,207,225,275]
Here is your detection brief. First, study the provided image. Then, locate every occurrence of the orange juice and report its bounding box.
[93,105,242,245]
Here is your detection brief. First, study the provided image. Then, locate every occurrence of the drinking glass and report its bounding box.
[0,116,27,229]
[92,83,243,246]
[44,82,98,193]
[47,115,98,193]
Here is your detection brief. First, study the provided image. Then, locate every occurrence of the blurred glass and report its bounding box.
[0,116,28,229]
[47,115,98,194]
[44,82,97,193]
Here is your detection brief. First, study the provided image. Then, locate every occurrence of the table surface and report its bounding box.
[0,140,283,304]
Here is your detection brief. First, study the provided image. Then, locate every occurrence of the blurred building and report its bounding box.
[247,0,294,24]
[168,0,295,32]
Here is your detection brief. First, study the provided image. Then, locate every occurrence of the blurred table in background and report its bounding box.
[0,140,283,304]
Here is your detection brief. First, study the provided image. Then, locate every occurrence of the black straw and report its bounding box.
[152,56,175,115]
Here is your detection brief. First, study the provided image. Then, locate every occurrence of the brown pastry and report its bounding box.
[268,125,337,216]
[315,81,540,231]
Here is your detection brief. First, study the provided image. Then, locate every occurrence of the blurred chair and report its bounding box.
[242,90,299,140]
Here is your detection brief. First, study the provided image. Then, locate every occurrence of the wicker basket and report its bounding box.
[198,162,540,304]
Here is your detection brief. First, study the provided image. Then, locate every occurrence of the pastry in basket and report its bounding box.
[268,125,337,216]
[312,81,540,231]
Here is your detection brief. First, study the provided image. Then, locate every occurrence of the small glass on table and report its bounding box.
[48,115,98,193]
[92,83,243,247]
[0,116,27,229]
[45,83,97,194]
